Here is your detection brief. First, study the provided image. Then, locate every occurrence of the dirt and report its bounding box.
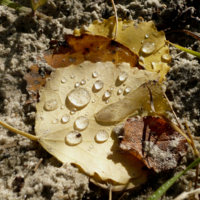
[0,0,200,199]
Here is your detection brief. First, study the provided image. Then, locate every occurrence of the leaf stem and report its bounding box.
[0,120,39,141]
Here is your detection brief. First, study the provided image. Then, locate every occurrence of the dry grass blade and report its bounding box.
[0,141,17,149]
[174,188,200,200]
[110,0,118,40]
[33,158,43,173]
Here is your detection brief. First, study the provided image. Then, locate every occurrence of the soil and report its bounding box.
[0,0,200,199]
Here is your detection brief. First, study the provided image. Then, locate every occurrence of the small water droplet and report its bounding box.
[52,118,59,124]
[141,40,144,44]
[60,105,65,110]
[105,100,109,104]
[70,108,77,115]
[104,90,112,99]
[110,87,114,91]
[75,82,80,88]
[93,80,104,90]
[61,77,67,83]
[162,54,171,62]
[80,79,86,85]
[92,71,98,78]
[145,34,149,39]
[117,88,123,95]
[61,114,70,124]
[141,42,156,54]
[92,99,95,103]
[65,131,82,145]
[125,86,132,94]
[44,99,58,111]
[70,75,75,79]
[74,116,89,130]
[89,145,93,149]
[85,112,88,116]
[68,88,91,107]
[118,71,128,82]
[95,130,109,143]
[87,78,90,81]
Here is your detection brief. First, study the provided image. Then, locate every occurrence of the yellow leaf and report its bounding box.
[74,17,171,81]
[35,61,170,187]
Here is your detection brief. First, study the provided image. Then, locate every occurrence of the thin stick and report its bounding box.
[185,121,199,157]
[108,184,112,200]
[33,158,43,173]
[163,93,184,132]
[0,120,39,141]
[174,187,200,200]
[110,0,118,40]
[118,192,127,200]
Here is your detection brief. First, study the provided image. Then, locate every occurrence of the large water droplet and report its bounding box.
[61,77,67,83]
[92,71,98,78]
[70,108,76,115]
[94,80,104,90]
[74,116,89,130]
[65,131,82,145]
[44,99,58,111]
[125,86,132,94]
[118,71,128,82]
[95,130,109,142]
[117,88,123,95]
[141,42,156,54]
[161,54,171,62]
[61,114,70,124]
[68,88,91,108]
[104,90,112,99]
[80,79,86,85]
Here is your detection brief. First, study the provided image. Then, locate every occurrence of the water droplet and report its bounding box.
[92,99,95,103]
[118,71,128,82]
[95,130,109,143]
[74,116,89,130]
[104,90,112,99]
[52,118,59,124]
[68,88,91,108]
[65,131,82,145]
[60,105,65,110]
[61,77,67,83]
[85,112,88,116]
[75,82,80,88]
[70,108,76,115]
[61,114,70,124]
[70,75,75,79]
[92,71,98,78]
[89,145,93,149]
[44,99,58,111]
[80,79,86,85]
[162,54,171,62]
[145,34,149,39]
[125,86,132,94]
[141,42,156,54]
[110,87,114,91]
[105,100,109,104]
[117,88,123,95]
[93,80,104,90]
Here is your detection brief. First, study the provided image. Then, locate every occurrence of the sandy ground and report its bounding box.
[0,0,200,199]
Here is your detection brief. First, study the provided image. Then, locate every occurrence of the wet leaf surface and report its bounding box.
[35,61,170,187]
[24,34,141,103]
